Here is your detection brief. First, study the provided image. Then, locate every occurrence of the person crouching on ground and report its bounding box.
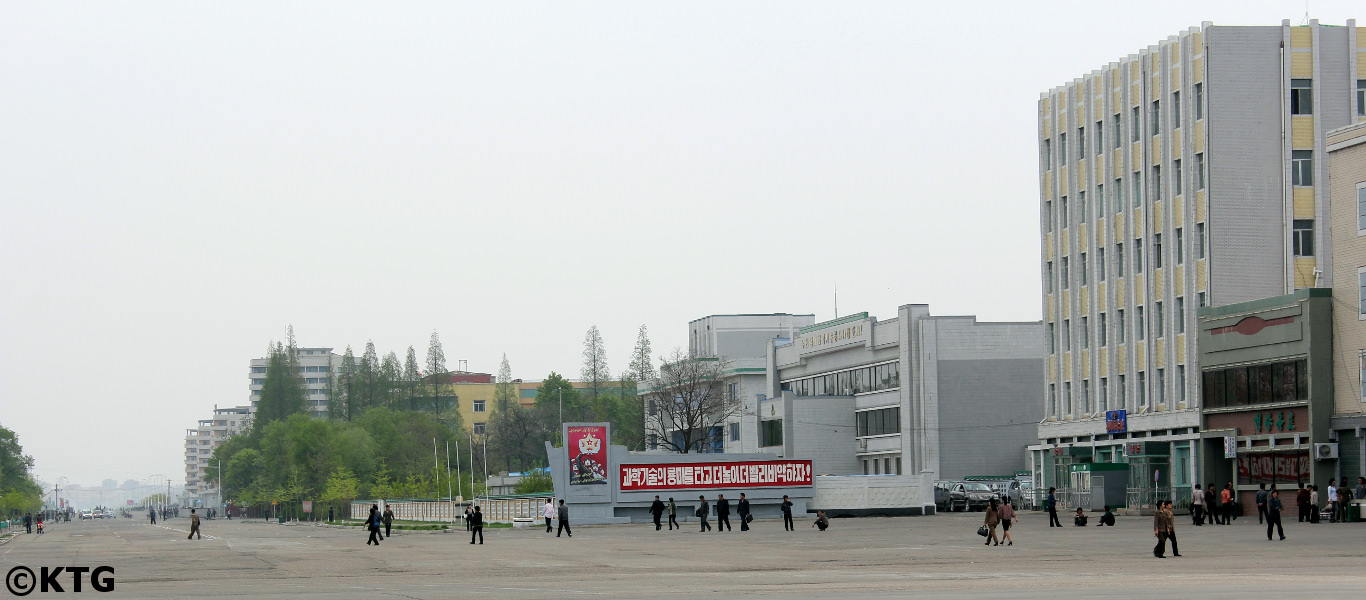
[1098,505,1115,526]
[812,510,829,531]
[1073,507,1088,526]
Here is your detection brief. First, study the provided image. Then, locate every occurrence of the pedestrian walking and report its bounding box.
[383,506,394,537]
[1266,489,1285,540]
[366,506,382,546]
[188,509,202,540]
[1296,484,1310,523]
[556,500,572,538]
[667,497,679,531]
[1206,483,1220,524]
[983,498,1001,546]
[737,493,751,532]
[696,495,711,532]
[781,495,794,531]
[998,497,1016,545]
[812,510,829,531]
[465,506,473,531]
[1327,479,1339,523]
[469,505,483,545]
[1255,483,1268,525]
[1220,484,1234,525]
[543,499,555,533]
[1310,485,1321,523]
[24,513,32,534]
[1191,484,1204,525]
[328,506,334,523]
[150,509,157,525]
[1046,487,1061,528]
[1153,501,1172,558]
[1165,501,1181,556]
[649,495,666,531]
[715,494,731,532]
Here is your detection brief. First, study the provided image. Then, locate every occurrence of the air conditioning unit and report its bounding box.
[1314,443,1339,460]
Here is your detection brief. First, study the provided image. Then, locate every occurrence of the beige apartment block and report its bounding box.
[1328,121,1366,478]
[1033,19,1362,494]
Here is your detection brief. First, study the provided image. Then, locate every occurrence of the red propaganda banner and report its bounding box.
[619,460,813,491]
[567,426,608,485]
[1236,451,1310,485]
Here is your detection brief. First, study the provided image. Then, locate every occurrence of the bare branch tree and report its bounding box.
[644,348,740,453]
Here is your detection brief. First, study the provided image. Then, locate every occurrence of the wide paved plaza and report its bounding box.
[3,511,1363,598]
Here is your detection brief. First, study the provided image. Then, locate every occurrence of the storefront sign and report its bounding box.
[567,426,608,485]
[619,460,813,491]
[1237,451,1311,485]
[797,318,872,356]
[1105,410,1127,433]
[1224,436,1238,459]
[1251,410,1297,433]
[1205,406,1308,436]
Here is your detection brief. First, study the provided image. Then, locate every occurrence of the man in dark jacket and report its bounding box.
[1266,489,1285,540]
[715,494,731,532]
[383,507,394,537]
[1046,488,1061,527]
[1296,484,1310,523]
[649,496,666,531]
[781,495,794,531]
[469,505,483,545]
[366,506,382,546]
[1255,483,1268,524]
[696,496,711,532]
[737,493,751,531]
[23,513,32,534]
[557,500,572,538]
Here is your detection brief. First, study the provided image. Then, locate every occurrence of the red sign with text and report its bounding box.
[567,426,609,485]
[619,460,813,491]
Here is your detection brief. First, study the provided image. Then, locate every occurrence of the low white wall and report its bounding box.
[812,474,933,515]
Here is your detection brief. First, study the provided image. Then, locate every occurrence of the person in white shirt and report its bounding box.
[543,499,556,533]
[1327,479,1339,523]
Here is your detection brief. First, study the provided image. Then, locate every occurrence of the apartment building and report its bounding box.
[248,346,342,418]
[1034,20,1363,496]
[183,405,251,501]
[1329,121,1366,487]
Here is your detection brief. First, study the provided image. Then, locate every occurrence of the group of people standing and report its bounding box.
[645,493,796,533]
[364,505,394,546]
[1189,482,1237,525]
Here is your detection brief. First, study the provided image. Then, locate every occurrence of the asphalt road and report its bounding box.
[3,511,1363,598]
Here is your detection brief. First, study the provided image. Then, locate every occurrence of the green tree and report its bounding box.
[329,346,358,421]
[513,469,553,494]
[381,351,402,406]
[489,355,543,472]
[321,466,360,518]
[360,341,380,411]
[580,325,611,406]
[534,372,584,435]
[253,338,307,435]
[425,331,447,412]
[0,425,43,517]
[627,324,655,382]
[403,346,421,405]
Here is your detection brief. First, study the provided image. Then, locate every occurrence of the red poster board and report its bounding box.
[620,460,813,491]
[567,426,608,485]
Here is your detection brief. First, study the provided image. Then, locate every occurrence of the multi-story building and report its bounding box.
[249,347,341,418]
[183,405,251,502]
[1329,121,1366,487]
[1034,20,1362,496]
[641,314,816,453]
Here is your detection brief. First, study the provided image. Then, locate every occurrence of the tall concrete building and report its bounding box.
[183,405,251,503]
[248,346,342,418]
[1034,20,1363,495]
[1329,121,1366,486]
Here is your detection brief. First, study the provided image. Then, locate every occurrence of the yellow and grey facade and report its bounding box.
[1033,20,1364,495]
[1329,121,1366,485]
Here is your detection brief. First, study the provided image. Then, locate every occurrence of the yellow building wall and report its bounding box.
[1293,187,1315,218]
[1290,27,1312,48]
[1292,116,1315,148]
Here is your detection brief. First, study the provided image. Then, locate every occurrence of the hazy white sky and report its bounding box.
[2,1,1358,486]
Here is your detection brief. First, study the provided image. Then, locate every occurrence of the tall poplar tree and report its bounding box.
[425,331,447,412]
[360,341,379,411]
[580,325,610,402]
[253,339,307,435]
[403,346,421,404]
[627,324,655,383]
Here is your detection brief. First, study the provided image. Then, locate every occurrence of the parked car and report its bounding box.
[933,481,956,512]
[977,479,1023,506]
[958,482,999,511]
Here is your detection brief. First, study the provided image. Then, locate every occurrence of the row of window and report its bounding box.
[1048,297,1193,353]
[1201,360,1309,408]
[781,362,900,397]
[1049,365,1187,416]
[863,456,902,476]
[760,419,783,447]
[1046,225,1207,293]
[249,365,333,376]
[856,407,901,438]
[1045,158,1207,234]
[1043,83,1205,171]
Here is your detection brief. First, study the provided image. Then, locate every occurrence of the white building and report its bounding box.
[249,346,341,418]
[183,405,251,503]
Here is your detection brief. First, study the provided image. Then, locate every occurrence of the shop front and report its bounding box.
[1197,289,1335,519]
